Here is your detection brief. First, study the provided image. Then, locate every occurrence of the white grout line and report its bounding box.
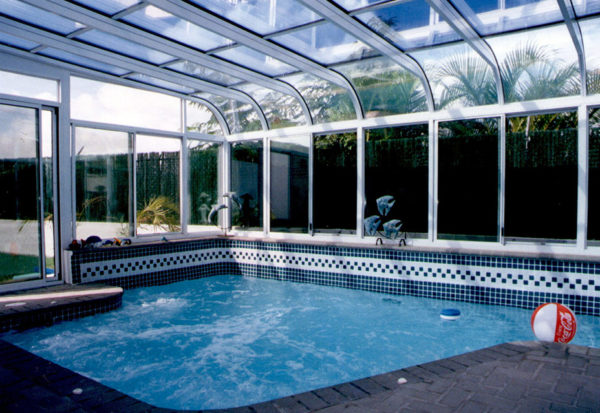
[0,287,123,304]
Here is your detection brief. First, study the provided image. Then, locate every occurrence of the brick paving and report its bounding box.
[0,339,598,412]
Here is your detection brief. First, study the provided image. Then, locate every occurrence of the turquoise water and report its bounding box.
[5,275,600,410]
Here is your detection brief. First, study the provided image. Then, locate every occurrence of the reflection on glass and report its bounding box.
[487,25,580,102]
[215,46,296,77]
[42,110,55,276]
[168,61,242,86]
[72,0,138,15]
[0,69,58,102]
[314,132,357,234]
[0,104,42,284]
[573,0,600,17]
[188,140,220,231]
[75,128,130,240]
[411,42,497,109]
[71,77,181,132]
[357,1,459,50]
[126,73,196,94]
[0,0,84,35]
[438,118,499,241]
[39,48,129,76]
[123,5,232,51]
[335,57,427,116]
[365,125,428,237]
[235,83,306,129]
[186,101,223,135]
[272,22,375,65]
[589,108,600,241]
[450,0,562,36]
[281,73,355,123]
[190,0,319,35]
[580,18,600,95]
[505,112,577,241]
[270,137,309,233]
[195,93,262,134]
[231,140,263,231]
[136,135,181,235]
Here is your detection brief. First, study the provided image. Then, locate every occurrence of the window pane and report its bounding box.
[125,73,196,94]
[505,112,577,240]
[0,31,39,50]
[314,132,357,234]
[188,140,220,231]
[580,17,600,95]
[195,93,262,133]
[589,108,600,241]
[270,137,309,233]
[365,125,428,238]
[231,140,263,231]
[0,0,84,35]
[72,0,138,15]
[335,57,428,116]
[0,104,42,284]
[215,46,296,77]
[71,77,182,132]
[167,61,242,86]
[136,135,181,235]
[0,69,58,101]
[438,118,499,241]
[235,83,306,129]
[186,101,223,135]
[75,127,130,240]
[39,48,129,76]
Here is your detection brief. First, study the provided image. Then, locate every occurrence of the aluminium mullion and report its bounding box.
[264,137,270,236]
[357,125,365,238]
[70,123,77,241]
[181,100,188,236]
[499,114,506,245]
[309,133,314,236]
[577,105,589,250]
[429,119,437,242]
[222,141,231,231]
[131,132,137,237]
[35,105,48,280]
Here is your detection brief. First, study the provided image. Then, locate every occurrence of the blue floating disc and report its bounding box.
[440,308,461,320]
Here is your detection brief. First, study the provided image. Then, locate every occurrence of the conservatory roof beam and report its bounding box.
[19,0,313,124]
[297,0,435,111]
[425,0,505,105]
[145,0,363,119]
[556,0,587,96]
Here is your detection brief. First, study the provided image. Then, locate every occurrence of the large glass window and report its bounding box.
[270,137,309,233]
[314,132,357,234]
[75,127,131,239]
[231,140,263,231]
[438,118,499,241]
[505,112,577,241]
[188,140,220,231]
[365,125,428,238]
[0,69,58,102]
[136,135,181,235]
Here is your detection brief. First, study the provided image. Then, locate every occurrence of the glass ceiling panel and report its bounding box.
[126,73,196,94]
[235,83,306,129]
[579,17,600,95]
[271,22,377,65]
[190,0,320,35]
[281,73,355,123]
[572,0,600,17]
[76,29,175,65]
[215,46,296,77]
[0,31,39,50]
[186,100,223,135]
[332,0,391,11]
[356,0,459,50]
[335,56,427,116]
[486,24,580,102]
[38,48,130,76]
[410,42,497,109]
[71,0,139,16]
[0,0,84,35]
[449,0,563,36]
[195,93,262,134]
[122,5,233,51]
[167,61,242,86]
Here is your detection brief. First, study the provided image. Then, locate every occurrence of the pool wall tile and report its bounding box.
[69,239,600,316]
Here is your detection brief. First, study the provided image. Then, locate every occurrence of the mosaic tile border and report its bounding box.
[69,239,600,316]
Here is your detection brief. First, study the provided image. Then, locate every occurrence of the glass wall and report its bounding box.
[438,118,499,241]
[136,135,181,235]
[75,127,131,239]
[188,140,220,231]
[505,112,577,240]
[313,132,357,234]
[231,140,263,230]
[365,125,428,238]
[270,136,309,233]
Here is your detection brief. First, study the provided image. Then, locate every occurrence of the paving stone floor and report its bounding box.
[0,339,598,412]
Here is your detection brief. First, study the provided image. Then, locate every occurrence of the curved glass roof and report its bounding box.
[0,0,598,133]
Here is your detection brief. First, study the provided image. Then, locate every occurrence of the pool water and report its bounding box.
[5,275,600,410]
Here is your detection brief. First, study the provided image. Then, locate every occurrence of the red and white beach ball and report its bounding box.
[531,303,577,343]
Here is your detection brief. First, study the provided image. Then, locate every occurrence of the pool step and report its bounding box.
[0,284,123,333]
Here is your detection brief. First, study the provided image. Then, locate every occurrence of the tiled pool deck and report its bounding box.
[0,338,598,412]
